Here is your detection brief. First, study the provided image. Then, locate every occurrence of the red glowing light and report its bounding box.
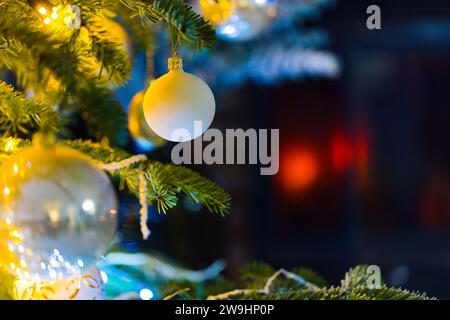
[355,129,370,185]
[279,148,319,192]
[331,134,354,172]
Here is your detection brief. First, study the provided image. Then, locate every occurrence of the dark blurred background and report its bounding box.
[120,0,450,298]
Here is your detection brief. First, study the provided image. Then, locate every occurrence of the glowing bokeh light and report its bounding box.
[331,133,354,172]
[279,148,319,192]
[139,288,154,300]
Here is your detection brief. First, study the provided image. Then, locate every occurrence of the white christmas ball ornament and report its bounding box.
[143,56,215,142]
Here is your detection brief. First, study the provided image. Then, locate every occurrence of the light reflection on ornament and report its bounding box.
[51,7,58,19]
[3,187,10,196]
[100,270,108,284]
[38,6,47,15]
[82,199,96,215]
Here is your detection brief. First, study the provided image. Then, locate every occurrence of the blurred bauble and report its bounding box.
[143,57,215,142]
[128,90,166,151]
[198,0,233,25]
[0,142,118,282]
[199,0,277,42]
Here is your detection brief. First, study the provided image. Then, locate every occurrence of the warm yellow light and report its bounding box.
[5,139,14,152]
[12,164,19,175]
[211,13,221,23]
[48,209,60,223]
[198,0,232,26]
[44,17,51,24]
[51,12,58,19]
[220,1,231,9]
[38,7,47,15]
[3,187,10,196]
[10,262,15,270]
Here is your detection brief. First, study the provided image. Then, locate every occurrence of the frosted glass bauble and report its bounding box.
[0,144,118,282]
[143,66,215,142]
[128,90,166,151]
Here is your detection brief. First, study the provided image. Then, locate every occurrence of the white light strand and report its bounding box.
[95,154,150,239]
[96,154,147,171]
[139,173,150,240]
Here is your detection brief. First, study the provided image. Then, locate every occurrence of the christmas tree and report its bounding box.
[0,0,432,300]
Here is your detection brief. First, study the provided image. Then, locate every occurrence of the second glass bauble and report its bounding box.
[0,143,118,282]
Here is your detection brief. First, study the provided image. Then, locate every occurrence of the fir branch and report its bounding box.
[56,139,231,215]
[0,137,231,214]
[240,261,275,289]
[163,288,191,300]
[162,164,231,215]
[72,82,129,146]
[81,18,131,85]
[341,265,385,289]
[290,267,328,288]
[69,0,117,17]
[0,1,129,144]
[119,0,216,51]
[0,81,60,136]
[0,266,15,300]
[117,4,156,52]
[61,139,130,163]
[205,263,434,301]
[234,286,434,300]
[0,136,231,215]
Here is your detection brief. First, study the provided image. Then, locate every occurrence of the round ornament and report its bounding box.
[199,0,277,42]
[128,90,166,151]
[0,142,118,283]
[143,55,215,142]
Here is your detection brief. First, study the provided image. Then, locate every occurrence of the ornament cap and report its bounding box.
[168,46,183,71]
[168,56,183,71]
